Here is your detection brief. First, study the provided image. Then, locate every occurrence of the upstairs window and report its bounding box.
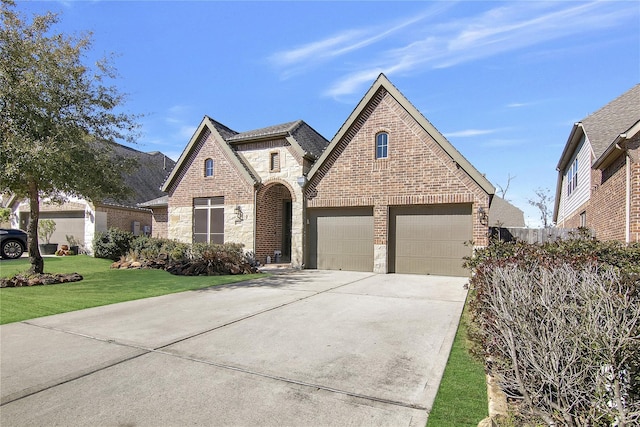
[376,132,388,159]
[567,158,578,196]
[204,158,214,177]
[269,151,280,172]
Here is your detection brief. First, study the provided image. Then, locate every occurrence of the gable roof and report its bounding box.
[307,73,495,195]
[162,116,330,193]
[162,117,258,193]
[228,120,329,159]
[103,143,176,207]
[582,84,640,159]
[554,84,640,222]
[556,84,640,171]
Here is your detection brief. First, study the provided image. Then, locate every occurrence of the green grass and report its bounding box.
[427,300,488,427]
[0,256,263,325]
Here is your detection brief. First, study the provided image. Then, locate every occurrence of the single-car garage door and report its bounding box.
[308,207,373,272]
[389,204,472,276]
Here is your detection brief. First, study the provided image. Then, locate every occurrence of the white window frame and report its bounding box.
[376,132,388,159]
[193,197,224,244]
[204,158,214,177]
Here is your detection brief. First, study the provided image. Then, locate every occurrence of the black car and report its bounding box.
[0,228,28,259]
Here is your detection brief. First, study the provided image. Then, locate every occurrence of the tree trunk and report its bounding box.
[27,181,44,274]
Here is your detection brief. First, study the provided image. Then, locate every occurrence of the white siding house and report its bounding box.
[556,134,592,226]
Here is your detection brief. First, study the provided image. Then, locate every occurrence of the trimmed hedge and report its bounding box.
[465,234,640,425]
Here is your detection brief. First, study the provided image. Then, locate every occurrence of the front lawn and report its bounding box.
[427,299,488,426]
[0,256,263,324]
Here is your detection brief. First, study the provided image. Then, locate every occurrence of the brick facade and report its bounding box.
[150,206,168,239]
[589,136,640,242]
[96,204,153,235]
[165,75,494,273]
[307,87,490,268]
[166,127,255,245]
[255,183,292,263]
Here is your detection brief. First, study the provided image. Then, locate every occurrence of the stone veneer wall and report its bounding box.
[167,129,306,266]
[236,139,305,267]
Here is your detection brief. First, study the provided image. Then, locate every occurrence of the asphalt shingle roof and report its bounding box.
[104,143,176,207]
[581,84,640,158]
[227,120,330,159]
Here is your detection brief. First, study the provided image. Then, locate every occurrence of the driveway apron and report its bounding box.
[0,270,468,426]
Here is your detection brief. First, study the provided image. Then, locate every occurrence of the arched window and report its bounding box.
[204,158,214,177]
[375,132,388,159]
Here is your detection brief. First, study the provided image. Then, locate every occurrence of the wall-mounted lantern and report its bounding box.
[234,205,243,223]
[478,206,489,225]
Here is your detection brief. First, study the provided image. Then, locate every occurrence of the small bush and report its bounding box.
[130,236,190,261]
[93,228,135,260]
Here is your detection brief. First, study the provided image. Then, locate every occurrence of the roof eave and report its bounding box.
[161,118,211,192]
[556,123,584,171]
[592,120,640,169]
[162,117,259,193]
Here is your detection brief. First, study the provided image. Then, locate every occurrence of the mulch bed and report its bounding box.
[0,273,83,288]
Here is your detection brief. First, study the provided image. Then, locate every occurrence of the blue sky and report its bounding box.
[18,1,640,226]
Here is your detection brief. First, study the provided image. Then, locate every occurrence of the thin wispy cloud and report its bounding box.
[507,102,530,108]
[444,129,498,138]
[268,3,453,79]
[309,1,638,98]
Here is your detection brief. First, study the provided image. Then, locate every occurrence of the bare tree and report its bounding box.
[496,173,516,201]
[528,187,554,228]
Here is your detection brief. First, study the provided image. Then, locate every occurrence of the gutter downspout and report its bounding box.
[626,150,631,243]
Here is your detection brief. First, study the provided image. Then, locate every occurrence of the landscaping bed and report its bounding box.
[0,272,83,288]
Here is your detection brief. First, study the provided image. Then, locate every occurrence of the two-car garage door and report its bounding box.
[307,204,472,276]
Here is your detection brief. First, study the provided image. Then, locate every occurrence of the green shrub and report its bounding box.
[129,236,190,261]
[93,228,135,260]
[190,242,245,263]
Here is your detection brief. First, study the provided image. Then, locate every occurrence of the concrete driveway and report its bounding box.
[0,270,468,426]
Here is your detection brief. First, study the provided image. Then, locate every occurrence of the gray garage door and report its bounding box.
[389,204,472,276]
[31,211,86,246]
[308,207,373,272]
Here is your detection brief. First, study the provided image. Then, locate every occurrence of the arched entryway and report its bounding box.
[255,182,294,264]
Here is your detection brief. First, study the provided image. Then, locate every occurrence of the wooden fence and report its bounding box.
[489,227,590,244]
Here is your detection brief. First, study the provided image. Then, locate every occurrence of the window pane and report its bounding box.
[194,198,209,206]
[193,233,208,243]
[211,234,224,244]
[194,209,208,233]
[205,159,214,177]
[210,208,224,234]
[270,152,280,171]
[376,133,388,159]
[211,196,224,205]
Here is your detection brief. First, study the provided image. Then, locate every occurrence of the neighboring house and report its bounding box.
[488,196,525,227]
[163,74,496,276]
[553,84,640,243]
[9,143,176,254]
